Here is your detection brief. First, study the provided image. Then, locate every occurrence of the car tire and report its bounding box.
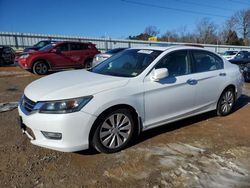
[84,59,92,69]
[32,61,49,75]
[0,58,4,66]
[217,88,235,116]
[92,109,135,153]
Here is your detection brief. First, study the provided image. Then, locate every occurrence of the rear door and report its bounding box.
[68,43,92,67]
[190,50,225,110]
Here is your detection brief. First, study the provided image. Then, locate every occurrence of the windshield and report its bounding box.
[90,49,162,77]
[106,48,126,54]
[34,41,50,48]
[39,44,55,51]
[224,51,238,56]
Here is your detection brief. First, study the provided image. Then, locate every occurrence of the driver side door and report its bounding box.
[49,43,72,68]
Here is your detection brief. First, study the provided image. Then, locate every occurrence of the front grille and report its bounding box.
[22,95,36,113]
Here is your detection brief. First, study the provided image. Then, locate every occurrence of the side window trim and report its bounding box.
[190,49,224,73]
[153,49,192,77]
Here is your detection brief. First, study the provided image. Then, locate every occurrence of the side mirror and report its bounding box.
[51,48,61,53]
[151,68,169,81]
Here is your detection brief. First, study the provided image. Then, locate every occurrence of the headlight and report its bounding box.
[34,96,93,114]
[20,54,29,59]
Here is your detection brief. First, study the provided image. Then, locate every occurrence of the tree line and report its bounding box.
[128,9,250,46]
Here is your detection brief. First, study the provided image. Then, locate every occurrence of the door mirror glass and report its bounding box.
[51,48,61,53]
[51,48,57,53]
[151,68,169,81]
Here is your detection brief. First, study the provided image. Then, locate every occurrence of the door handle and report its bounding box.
[219,73,227,76]
[187,79,198,85]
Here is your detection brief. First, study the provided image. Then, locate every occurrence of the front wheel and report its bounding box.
[32,61,49,75]
[217,88,235,116]
[0,58,4,66]
[92,109,135,153]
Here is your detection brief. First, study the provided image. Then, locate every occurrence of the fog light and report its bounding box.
[41,131,62,140]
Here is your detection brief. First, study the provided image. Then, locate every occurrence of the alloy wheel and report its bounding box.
[34,62,48,75]
[99,113,132,149]
[220,90,234,114]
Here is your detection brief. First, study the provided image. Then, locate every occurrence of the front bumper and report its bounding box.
[18,106,97,152]
[18,58,30,69]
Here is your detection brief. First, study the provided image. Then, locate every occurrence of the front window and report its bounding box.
[155,50,191,77]
[90,49,162,77]
[57,43,69,52]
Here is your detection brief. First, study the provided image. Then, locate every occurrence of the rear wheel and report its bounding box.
[92,109,135,153]
[32,61,49,75]
[84,59,92,69]
[217,88,235,116]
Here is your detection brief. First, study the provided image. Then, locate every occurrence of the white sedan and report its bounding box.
[18,46,243,153]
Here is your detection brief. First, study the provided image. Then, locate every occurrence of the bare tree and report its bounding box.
[144,26,160,36]
[196,18,218,44]
[231,9,250,45]
[219,17,236,44]
[160,30,179,42]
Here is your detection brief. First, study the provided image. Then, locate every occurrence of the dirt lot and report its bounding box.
[0,66,250,188]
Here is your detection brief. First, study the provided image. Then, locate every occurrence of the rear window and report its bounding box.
[70,43,92,51]
[192,50,224,73]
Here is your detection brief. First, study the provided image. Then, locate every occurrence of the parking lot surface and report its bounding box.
[0,67,250,188]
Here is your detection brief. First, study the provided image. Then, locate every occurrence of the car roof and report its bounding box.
[130,45,205,52]
[55,41,93,45]
[38,40,57,42]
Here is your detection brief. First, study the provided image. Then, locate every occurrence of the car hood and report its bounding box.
[28,50,49,55]
[229,59,248,65]
[24,47,40,52]
[24,70,130,102]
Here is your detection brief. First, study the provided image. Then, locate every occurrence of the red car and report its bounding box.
[18,41,100,75]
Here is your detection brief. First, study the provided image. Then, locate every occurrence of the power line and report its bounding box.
[227,0,250,6]
[121,0,229,18]
[165,0,235,12]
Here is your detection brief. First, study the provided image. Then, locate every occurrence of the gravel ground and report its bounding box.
[0,67,250,188]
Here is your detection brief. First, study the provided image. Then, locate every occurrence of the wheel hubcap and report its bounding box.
[35,63,47,74]
[221,91,234,114]
[99,113,132,149]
